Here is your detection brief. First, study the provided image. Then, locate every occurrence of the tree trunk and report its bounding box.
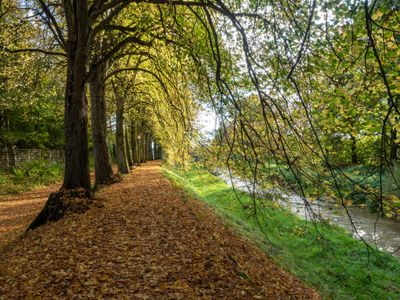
[143,133,147,162]
[115,86,129,174]
[29,1,91,230]
[89,59,113,184]
[157,144,162,159]
[350,134,358,164]
[138,124,145,163]
[131,121,140,165]
[146,134,150,161]
[147,134,153,160]
[142,133,148,162]
[138,134,144,163]
[125,126,133,168]
[154,143,158,159]
[62,1,90,190]
[154,142,161,160]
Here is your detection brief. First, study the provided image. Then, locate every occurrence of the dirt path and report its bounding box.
[0,161,319,299]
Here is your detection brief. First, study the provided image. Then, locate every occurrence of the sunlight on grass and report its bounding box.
[162,164,400,300]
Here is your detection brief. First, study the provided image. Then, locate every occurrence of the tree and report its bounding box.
[0,1,64,162]
[89,45,114,185]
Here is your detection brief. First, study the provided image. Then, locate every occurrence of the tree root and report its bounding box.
[27,188,92,231]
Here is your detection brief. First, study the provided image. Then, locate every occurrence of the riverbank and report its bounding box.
[162,163,400,299]
[217,171,400,257]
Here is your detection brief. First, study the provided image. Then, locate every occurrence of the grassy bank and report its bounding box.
[162,163,400,299]
[0,160,64,196]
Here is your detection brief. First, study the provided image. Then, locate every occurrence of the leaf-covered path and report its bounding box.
[0,161,319,299]
[0,182,60,251]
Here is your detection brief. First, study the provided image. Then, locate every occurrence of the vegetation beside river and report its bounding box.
[163,163,400,299]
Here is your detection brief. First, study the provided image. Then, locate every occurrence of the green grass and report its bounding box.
[162,163,400,300]
[0,160,64,196]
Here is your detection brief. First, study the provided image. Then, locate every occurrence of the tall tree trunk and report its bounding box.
[62,1,90,190]
[147,134,153,160]
[142,132,148,162]
[139,134,144,163]
[157,144,162,159]
[147,134,151,161]
[29,1,91,230]
[350,134,358,164]
[144,133,148,161]
[125,126,133,168]
[137,135,143,164]
[138,134,142,163]
[138,124,145,163]
[114,85,129,174]
[113,57,143,172]
[154,143,159,159]
[131,121,140,165]
[89,59,113,184]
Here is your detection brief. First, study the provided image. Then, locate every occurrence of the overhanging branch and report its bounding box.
[2,46,66,57]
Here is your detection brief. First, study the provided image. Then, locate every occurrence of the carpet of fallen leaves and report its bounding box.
[0,161,320,299]
[0,183,59,251]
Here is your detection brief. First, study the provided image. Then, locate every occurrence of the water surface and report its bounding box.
[219,172,400,257]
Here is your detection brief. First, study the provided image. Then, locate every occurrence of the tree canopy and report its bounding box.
[0,0,399,229]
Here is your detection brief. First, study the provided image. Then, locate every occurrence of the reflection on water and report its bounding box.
[219,173,400,257]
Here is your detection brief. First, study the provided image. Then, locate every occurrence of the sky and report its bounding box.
[196,108,219,136]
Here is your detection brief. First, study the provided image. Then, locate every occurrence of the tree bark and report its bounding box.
[137,123,145,163]
[142,132,148,162]
[114,83,129,174]
[154,142,162,160]
[29,1,91,230]
[89,59,113,184]
[131,121,140,165]
[157,144,162,159]
[145,133,151,161]
[147,134,153,160]
[125,126,133,168]
[154,143,159,159]
[138,134,143,163]
[62,1,90,190]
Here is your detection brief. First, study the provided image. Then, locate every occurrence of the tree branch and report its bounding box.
[35,0,66,48]
[88,36,152,78]
[2,46,66,57]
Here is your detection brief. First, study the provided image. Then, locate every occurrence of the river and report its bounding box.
[218,172,400,257]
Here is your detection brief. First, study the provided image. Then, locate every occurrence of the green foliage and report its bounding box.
[0,160,63,196]
[0,1,64,149]
[163,164,400,300]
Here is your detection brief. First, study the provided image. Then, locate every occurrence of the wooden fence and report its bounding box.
[0,148,64,169]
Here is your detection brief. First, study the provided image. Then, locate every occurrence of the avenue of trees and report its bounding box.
[0,0,399,228]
